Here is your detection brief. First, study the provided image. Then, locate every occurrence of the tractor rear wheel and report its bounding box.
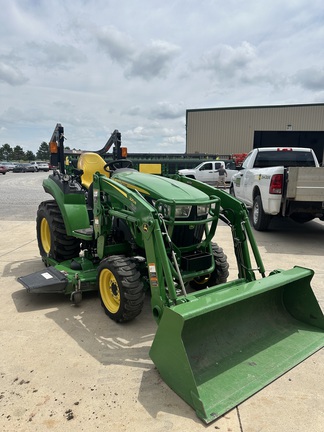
[98,256,145,323]
[190,243,229,290]
[36,200,80,263]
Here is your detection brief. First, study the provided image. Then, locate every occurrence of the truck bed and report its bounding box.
[286,167,324,201]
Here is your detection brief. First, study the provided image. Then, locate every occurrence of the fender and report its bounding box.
[43,175,90,236]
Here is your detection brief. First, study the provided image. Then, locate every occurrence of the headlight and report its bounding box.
[197,204,210,216]
[175,205,192,218]
[157,204,192,218]
[157,203,171,217]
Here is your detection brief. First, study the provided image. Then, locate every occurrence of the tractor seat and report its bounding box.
[77,152,109,188]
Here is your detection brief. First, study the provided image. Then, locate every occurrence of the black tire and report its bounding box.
[190,243,229,290]
[36,200,81,262]
[252,194,271,231]
[97,256,145,323]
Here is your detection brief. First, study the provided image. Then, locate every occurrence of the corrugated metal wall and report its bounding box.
[186,104,324,155]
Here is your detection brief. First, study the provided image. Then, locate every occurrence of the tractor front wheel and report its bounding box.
[190,243,229,290]
[36,200,80,263]
[97,256,145,323]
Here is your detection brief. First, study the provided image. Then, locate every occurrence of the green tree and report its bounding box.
[36,141,49,160]
[13,145,25,161]
[26,150,35,161]
[0,143,13,161]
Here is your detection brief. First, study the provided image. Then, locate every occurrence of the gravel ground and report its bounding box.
[0,171,50,220]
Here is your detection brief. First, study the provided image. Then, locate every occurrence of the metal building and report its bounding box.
[186,103,324,163]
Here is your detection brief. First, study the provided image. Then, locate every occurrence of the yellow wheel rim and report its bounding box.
[40,218,51,254]
[99,268,120,313]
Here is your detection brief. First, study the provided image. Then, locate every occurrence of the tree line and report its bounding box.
[0,142,50,162]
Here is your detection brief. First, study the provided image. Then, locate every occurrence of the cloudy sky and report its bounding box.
[1,0,324,155]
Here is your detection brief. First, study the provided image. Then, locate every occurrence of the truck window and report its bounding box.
[225,161,236,170]
[254,154,272,168]
[294,152,316,167]
[254,151,316,168]
[200,163,212,170]
[242,152,253,169]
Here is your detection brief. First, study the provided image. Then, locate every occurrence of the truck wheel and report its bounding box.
[98,256,145,323]
[190,243,229,290]
[252,195,271,231]
[36,200,81,262]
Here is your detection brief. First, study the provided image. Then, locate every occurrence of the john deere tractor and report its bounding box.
[19,124,324,424]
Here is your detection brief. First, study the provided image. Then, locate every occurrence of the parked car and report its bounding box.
[0,161,16,171]
[0,164,8,175]
[29,161,49,172]
[13,163,37,173]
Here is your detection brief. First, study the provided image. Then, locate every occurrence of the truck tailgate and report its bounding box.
[287,167,324,201]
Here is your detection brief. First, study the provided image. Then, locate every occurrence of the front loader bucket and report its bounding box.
[150,266,324,424]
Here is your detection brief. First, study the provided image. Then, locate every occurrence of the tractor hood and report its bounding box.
[112,170,209,203]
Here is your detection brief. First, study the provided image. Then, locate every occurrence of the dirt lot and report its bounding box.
[0,172,323,431]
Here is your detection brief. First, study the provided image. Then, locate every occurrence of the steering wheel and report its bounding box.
[104,159,133,172]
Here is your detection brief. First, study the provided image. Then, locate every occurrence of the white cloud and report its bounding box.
[96,26,135,64]
[200,41,257,77]
[27,41,87,69]
[0,62,28,85]
[151,102,184,119]
[126,40,180,80]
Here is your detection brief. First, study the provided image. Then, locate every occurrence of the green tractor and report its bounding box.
[19,124,324,423]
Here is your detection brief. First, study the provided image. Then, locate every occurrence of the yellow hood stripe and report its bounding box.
[114,179,150,196]
[103,179,127,197]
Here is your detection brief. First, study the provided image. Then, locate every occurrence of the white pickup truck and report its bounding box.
[178,160,238,186]
[230,147,324,230]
